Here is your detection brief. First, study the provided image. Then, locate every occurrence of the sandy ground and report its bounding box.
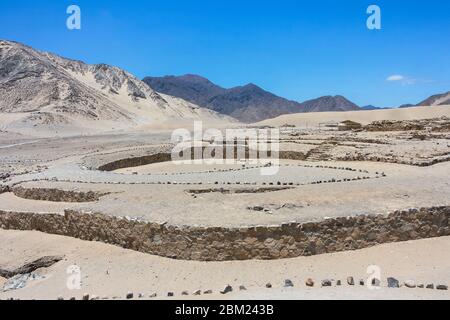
[257,106,450,127]
[232,286,449,300]
[1,112,449,300]
[2,160,449,227]
[0,230,448,300]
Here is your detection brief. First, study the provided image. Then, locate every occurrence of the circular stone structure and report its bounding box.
[1,141,449,261]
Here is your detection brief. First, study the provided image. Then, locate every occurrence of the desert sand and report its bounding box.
[1,110,449,300]
[0,230,448,300]
[257,105,450,128]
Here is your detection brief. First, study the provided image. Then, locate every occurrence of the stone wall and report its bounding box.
[12,187,108,203]
[96,149,306,172]
[98,153,172,171]
[336,153,450,167]
[0,185,9,194]
[0,207,448,261]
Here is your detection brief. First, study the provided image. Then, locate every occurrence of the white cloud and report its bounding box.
[386,75,416,85]
[387,75,404,81]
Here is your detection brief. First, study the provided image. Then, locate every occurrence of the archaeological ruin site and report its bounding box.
[0,18,449,301]
[1,113,449,300]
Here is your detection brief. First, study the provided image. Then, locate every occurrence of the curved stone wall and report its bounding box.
[95,147,306,172]
[98,153,172,171]
[0,185,9,194]
[11,187,108,203]
[0,207,448,261]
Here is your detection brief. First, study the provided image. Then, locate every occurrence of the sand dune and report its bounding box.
[257,106,450,128]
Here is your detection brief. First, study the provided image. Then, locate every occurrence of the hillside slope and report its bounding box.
[0,40,230,136]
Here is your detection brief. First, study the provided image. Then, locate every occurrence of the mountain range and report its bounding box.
[0,39,448,135]
[143,75,360,123]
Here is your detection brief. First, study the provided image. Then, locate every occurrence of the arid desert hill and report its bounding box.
[418,91,450,106]
[0,40,232,137]
[256,105,450,128]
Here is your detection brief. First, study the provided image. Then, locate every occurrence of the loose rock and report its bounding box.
[371,278,381,287]
[284,279,294,288]
[387,278,400,288]
[321,280,332,287]
[404,280,416,289]
[347,277,354,286]
[220,285,233,294]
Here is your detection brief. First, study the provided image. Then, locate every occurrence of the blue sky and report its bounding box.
[0,0,449,108]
